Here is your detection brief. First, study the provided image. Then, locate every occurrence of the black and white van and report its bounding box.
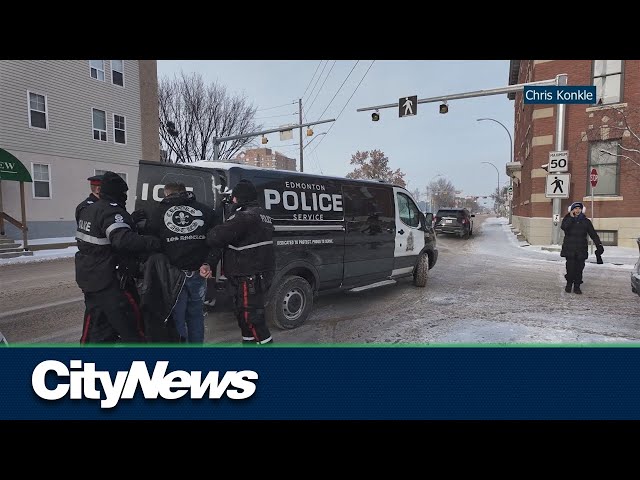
[134,160,438,329]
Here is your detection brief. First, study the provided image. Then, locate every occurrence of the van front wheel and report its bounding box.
[266,275,314,330]
[413,253,429,287]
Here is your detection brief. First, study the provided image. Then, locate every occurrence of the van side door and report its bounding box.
[342,184,396,287]
[392,188,425,276]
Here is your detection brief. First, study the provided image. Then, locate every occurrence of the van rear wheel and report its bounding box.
[266,275,314,330]
[413,253,429,287]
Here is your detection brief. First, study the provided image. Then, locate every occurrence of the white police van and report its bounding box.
[135,160,438,329]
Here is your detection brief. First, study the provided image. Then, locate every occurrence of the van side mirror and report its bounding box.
[424,212,434,225]
[418,211,427,230]
[471,214,475,218]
